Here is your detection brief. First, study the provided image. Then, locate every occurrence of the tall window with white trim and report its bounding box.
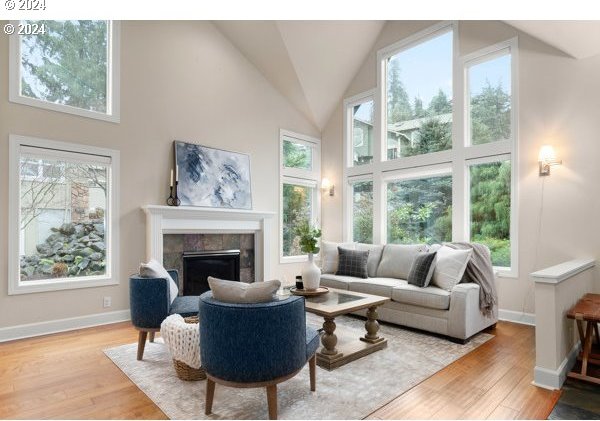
[385,28,453,160]
[9,20,120,122]
[280,130,321,262]
[9,136,120,294]
[464,44,515,270]
[350,179,374,243]
[343,22,517,275]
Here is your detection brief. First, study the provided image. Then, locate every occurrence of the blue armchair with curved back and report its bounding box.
[129,270,200,360]
[199,291,320,420]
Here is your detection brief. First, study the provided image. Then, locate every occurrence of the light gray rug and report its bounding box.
[104,315,492,420]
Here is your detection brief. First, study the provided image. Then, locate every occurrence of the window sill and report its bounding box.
[495,267,518,279]
[9,94,119,123]
[8,275,119,295]
[280,255,308,264]
[280,255,322,265]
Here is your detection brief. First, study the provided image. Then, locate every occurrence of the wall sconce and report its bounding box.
[538,145,562,176]
[321,178,334,196]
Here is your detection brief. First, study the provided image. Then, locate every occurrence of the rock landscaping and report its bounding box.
[20,220,106,281]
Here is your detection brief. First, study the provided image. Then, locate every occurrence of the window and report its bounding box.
[467,52,511,145]
[385,28,452,160]
[283,137,313,170]
[9,135,120,294]
[344,23,517,275]
[9,20,120,122]
[350,179,373,243]
[386,173,452,244]
[344,90,376,167]
[280,130,320,262]
[468,158,511,267]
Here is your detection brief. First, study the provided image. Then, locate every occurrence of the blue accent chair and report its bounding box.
[129,270,200,360]
[199,292,320,420]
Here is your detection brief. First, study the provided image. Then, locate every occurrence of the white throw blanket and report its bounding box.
[160,314,201,369]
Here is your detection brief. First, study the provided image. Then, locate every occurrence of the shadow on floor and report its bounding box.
[548,378,600,420]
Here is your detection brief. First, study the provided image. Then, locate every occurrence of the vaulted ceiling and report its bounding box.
[214,20,600,131]
[504,21,600,59]
[214,21,385,130]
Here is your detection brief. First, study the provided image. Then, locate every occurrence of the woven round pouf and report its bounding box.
[160,314,206,381]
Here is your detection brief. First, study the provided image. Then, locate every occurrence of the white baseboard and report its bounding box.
[533,342,581,390]
[498,309,536,326]
[0,309,131,343]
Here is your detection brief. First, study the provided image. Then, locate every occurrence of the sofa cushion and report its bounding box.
[407,251,437,287]
[320,241,356,274]
[431,246,472,291]
[336,247,369,278]
[376,244,428,280]
[356,244,384,277]
[391,284,451,310]
[169,295,200,317]
[349,277,406,298]
[319,274,359,290]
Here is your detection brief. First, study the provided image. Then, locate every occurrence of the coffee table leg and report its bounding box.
[321,316,339,356]
[361,305,384,344]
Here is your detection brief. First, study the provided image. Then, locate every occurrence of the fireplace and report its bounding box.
[182,250,240,295]
[142,205,275,287]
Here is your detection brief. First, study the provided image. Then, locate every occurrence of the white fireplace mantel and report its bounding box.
[142,205,276,282]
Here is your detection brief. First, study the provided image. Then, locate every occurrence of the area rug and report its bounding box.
[104,315,492,420]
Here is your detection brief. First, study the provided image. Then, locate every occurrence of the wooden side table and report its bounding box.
[567,293,600,385]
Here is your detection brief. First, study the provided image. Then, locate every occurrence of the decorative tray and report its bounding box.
[290,286,329,296]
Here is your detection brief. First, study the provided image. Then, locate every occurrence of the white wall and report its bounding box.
[0,21,319,330]
[322,20,600,315]
[533,261,596,389]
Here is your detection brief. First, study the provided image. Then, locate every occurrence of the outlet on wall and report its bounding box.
[103,296,112,308]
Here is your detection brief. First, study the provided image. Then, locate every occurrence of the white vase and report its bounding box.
[302,253,321,290]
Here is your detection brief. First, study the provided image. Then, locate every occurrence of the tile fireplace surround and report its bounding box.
[163,233,255,283]
[142,205,276,284]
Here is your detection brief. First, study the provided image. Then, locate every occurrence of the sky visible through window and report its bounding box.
[353,101,373,122]
[469,54,511,95]
[381,30,510,113]
[389,31,453,108]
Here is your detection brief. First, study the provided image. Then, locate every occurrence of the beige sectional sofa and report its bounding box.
[319,242,498,343]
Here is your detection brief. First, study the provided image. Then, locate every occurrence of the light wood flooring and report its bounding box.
[0,321,560,420]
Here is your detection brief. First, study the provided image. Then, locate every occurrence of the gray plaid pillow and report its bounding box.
[407,251,437,287]
[336,247,369,278]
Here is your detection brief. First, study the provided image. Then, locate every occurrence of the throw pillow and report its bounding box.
[431,246,472,291]
[139,259,179,305]
[356,244,384,277]
[320,241,356,274]
[208,277,281,304]
[407,251,437,287]
[336,247,369,279]
[376,244,428,280]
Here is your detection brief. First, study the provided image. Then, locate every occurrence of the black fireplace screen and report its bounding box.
[182,250,240,296]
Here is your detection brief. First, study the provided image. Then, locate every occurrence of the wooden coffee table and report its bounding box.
[302,287,390,370]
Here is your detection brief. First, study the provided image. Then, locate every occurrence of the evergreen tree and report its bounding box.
[413,96,425,118]
[428,88,452,114]
[387,59,413,123]
[471,81,511,145]
[407,118,452,156]
[283,140,310,168]
[21,20,108,112]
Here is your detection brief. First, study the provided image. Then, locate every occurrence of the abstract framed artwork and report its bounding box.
[174,141,252,209]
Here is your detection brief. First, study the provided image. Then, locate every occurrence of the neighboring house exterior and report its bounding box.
[353,113,453,162]
[387,113,452,159]
[20,160,106,255]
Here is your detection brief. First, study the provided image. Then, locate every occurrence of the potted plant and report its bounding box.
[294,219,322,290]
